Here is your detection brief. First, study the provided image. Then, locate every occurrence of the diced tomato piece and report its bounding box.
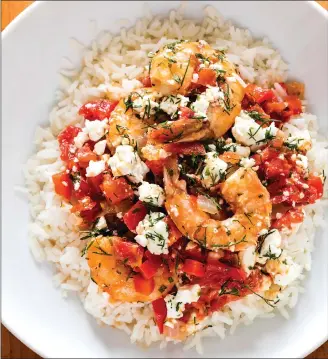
[139,259,161,279]
[163,142,206,156]
[79,99,118,121]
[140,75,152,88]
[123,201,148,231]
[165,217,183,246]
[184,242,206,262]
[144,250,163,267]
[76,144,98,168]
[197,68,217,86]
[307,175,324,203]
[71,196,101,222]
[73,177,91,199]
[179,107,195,120]
[133,275,155,295]
[87,173,104,199]
[263,101,287,114]
[145,159,168,176]
[52,171,73,200]
[196,261,247,288]
[245,84,276,104]
[272,208,304,231]
[57,126,81,161]
[285,95,302,115]
[183,259,206,277]
[264,158,292,178]
[101,176,134,205]
[112,238,144,268]
[152,298,167,334]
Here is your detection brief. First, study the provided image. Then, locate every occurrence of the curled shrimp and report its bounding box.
[163,157,271,252]
[106,89,157,151]
[87,236,175,302]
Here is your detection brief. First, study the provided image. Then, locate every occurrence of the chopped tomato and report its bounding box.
[264,157,292,178]
[71,196,101,222]
[184,242,206,262]
[307,175,324,200]
[112,238,144,268]
[183,259,206,277]
[145,159,168,176]
[144,250,163,267]
[57,126,81,161]
[165,217,183,246]
[133,275,155,295]
[87,173,104,199]
[101,176,134,204]
[78,99,118,121]
[196,261,247,288]
[272,207,304,231]
[52,171,73,200]
[140,75,151,88]
[123,201,147,231]
[76,144,98,168]
[244,84,276,104]
[263,101,287,114]
[197,68,217,87]
[285,95,302,115]
[179,107,195,120]
[139,259,161,279]
[73,177,91,199]
[152,298,167,334]
[163,142,206,156]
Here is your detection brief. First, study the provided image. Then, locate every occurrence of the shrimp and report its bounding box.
[164,157,271,252]
[87,236,175,302]
[150,41,199,95]
[149,40,245,142]
[106,89,157,151]
[148,118,213,144]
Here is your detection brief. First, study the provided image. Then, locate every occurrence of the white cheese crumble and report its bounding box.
[224,142,251,157]
[159,95,189,118]
[85,119,108,142]
[131,91,160,117]
[257,229,282,264]
[165,285,201,319]
[141,144,171,161]
[273,256,302,286]
[239,245,256,275]
[232,111,278,148]
[240,157,256,169]
[191,86,224,120]
[93,140,107,155]
[96,216,107,230]
[74,131,89,149]
[282,119,312,151]
[295,154,308,169]
[85,160,106,177]
[135,212,169,255]
[202,152,228,188]
[138,181,165,207]
[108,145,149,183]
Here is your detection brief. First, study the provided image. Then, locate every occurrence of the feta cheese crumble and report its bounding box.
[135,212,169,255]
[96,216,107,230]
[108,145,149,183]
[141,144,171,161]
[282,119,312,151]
[257,229,282,264]
[191,86,224,120]
[232,111,278,148]
[131,91,160,117]
[240,157,256,169]
[74,131,89,149]
[202,152,228,188]
[160,95,189,118]
[165,285,201,319]
[86,160,106,177]
[138,181,165,207]
[85,119,108,142]
[93,140,107,155]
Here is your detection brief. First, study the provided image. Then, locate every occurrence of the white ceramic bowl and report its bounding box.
[2,1,328,358]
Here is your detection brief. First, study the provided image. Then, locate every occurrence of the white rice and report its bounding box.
[24,4,327,354]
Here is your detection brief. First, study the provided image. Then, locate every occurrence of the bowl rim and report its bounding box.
[2,1,327,358]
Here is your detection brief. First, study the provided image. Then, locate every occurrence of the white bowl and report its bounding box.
[2,1,328,358]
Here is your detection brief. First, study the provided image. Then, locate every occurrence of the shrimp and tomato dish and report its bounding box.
[49,39,324,341]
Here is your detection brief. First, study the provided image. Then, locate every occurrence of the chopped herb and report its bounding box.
[178,55,191,89]
[159,285,167,293]
[168,276,174,283]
